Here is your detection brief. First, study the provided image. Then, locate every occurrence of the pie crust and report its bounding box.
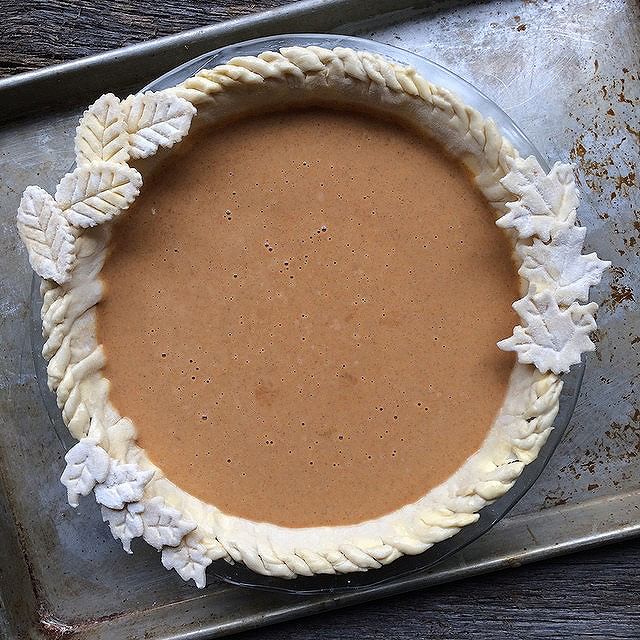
[17,46,609,586]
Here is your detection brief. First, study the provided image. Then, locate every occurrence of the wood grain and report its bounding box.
[0,0,291,77]
[236,539,640,640]
[2,1,639,638]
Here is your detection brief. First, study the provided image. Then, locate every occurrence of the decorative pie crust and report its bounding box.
[17,46,609,587]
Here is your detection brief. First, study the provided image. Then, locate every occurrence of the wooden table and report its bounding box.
[2,2,638,638]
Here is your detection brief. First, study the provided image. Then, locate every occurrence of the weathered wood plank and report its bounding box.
[236,539,640,640]
[0,0,291,77]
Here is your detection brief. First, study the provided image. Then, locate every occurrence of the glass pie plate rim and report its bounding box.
[31,33,585,595]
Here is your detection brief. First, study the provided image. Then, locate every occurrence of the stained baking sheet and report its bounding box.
[0,0,638,637]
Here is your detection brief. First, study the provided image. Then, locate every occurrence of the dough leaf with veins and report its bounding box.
[498,290,598,374]
[102,502,145,553]
[75,93,130,166]
[497,158,578,240]
[140,496,196,549]
[161,533,212,588]
[55,161,142,228]
[122,91,197,159]
[16,186,76,284]
[60,438,110,507]
[93,461,154,510]
[518,225,611,304]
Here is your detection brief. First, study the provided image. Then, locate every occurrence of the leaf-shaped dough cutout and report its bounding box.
[141,496,196,549]
[55,161,142,228]
[498,290,598,374]
[17,186,76,284]
[497,158,578,240]
[122,91,196,159]
[75,93,129,165]
[161,533,211,588]
[60,437,110,507]
[93,461,154,510]
[519,225,611,304]
[101,502,144,553]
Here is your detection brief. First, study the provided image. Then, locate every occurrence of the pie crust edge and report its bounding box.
[19,46,609,586]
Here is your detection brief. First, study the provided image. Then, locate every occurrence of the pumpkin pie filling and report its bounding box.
[97,106,518,528]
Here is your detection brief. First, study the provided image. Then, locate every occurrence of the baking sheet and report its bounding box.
[0,0,638,637]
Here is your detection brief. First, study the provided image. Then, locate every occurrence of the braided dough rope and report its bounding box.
[21,46,608,587]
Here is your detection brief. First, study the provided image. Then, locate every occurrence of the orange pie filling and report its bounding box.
[97,106,518,528]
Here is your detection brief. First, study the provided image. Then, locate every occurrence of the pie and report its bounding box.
[16,46,608,587]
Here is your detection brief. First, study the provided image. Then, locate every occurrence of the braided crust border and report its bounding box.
[24,46,607,586]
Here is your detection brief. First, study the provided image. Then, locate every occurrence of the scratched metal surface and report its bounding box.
[357,0,640,513]
[0,0,638,638]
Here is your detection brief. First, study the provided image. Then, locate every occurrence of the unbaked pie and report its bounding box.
[17,46,608,586]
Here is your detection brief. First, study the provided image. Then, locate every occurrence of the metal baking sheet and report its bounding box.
[0,0,637,637]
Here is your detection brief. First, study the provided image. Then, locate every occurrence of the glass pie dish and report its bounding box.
[30,33,586,595]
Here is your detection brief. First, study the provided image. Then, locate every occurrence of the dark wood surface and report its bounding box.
[2,2,639,639]
[0,0,291,77]
[236,540,640,640]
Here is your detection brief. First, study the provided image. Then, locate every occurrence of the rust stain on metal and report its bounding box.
[603,265,634,309]
[544,493,569,508]
[557,397,640,491]
[604,418,640,461]
[614,171,637,193]
[573,141,587,158]
[609,284,634,306]
[619,76,635,101]
[568,64,637,220]
[607,266,624,279]
[625,123,640,143]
